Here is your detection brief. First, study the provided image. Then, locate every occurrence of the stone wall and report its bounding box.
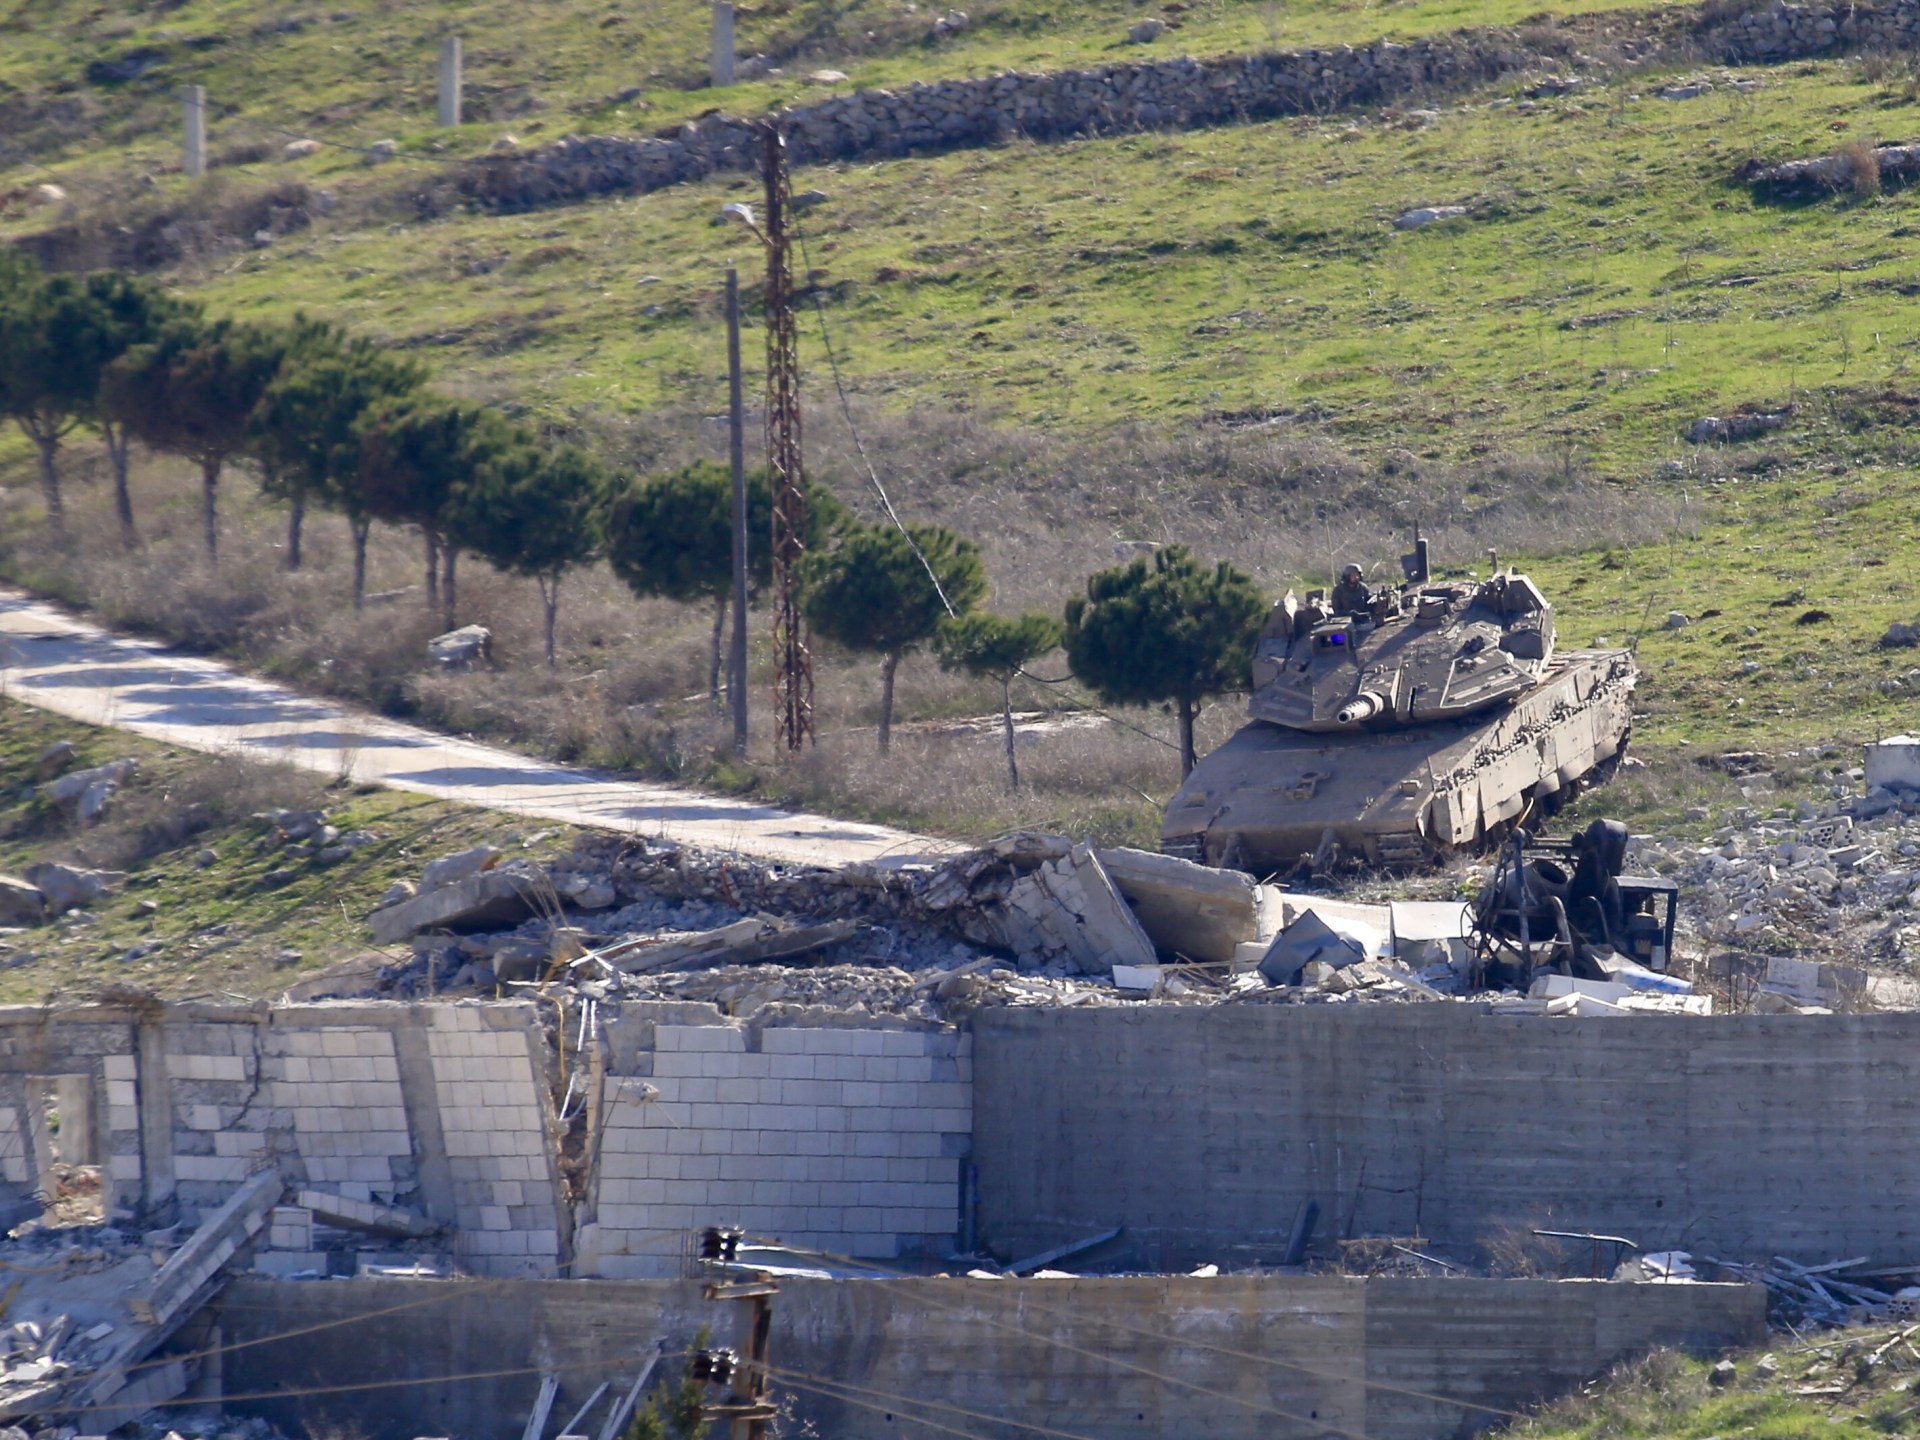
[578,1006,972,1276]
[215,1273,1764,1440]
[0,1001,563,1277]
[974,1006,1920,1268]
[465,0,1920,212]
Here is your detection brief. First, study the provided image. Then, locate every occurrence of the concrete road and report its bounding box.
[0,591,952,869]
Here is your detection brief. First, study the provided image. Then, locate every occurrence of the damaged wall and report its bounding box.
[214,1273,1763,1440]
[974,1007,1920,1266]
[579,1006,972,1276]
[0,1002,562,1277]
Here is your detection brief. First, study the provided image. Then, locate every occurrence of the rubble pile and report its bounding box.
[1622,738,1920,997]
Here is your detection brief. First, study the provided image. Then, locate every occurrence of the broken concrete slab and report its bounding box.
[135,1168,284,1329]
[1866,737,1920,794]
[294,1188,443,1239]
[992,844,1156,976]
[422,843,502,892]
[369,866,544,944]
[617,917,858,974]
[1096,847,1285,964]
[1257,910,1373,986]
[1389,900,1472,968]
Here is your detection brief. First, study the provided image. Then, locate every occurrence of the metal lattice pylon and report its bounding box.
[761,123,813,752]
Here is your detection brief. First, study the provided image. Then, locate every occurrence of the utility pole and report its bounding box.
[183,86,207,179]
[697,1227,778,1440]
[761,123,813,752]
[726,268,750,757]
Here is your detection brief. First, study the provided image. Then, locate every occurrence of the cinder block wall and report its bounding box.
[0,1002,563,1277]
[579,1012,972,1276]
[974,1007,1920,1266]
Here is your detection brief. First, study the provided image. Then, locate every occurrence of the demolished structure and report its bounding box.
[7,741,1920,1437]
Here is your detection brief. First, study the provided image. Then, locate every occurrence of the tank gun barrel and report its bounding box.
[1335,692,1386,725]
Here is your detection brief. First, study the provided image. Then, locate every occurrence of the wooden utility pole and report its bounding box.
[699,1227,777,1440]
[761,123,813,752]
[726,268,750,757]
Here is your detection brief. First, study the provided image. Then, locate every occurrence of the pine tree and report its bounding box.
[1063,545,1266,776]
[934,610,1062,788]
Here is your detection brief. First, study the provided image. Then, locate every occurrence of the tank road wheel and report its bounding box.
[1372,833,1436,870]
[1584,726,1632,790]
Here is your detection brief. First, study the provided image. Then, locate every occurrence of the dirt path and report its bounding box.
[0,591,951,869]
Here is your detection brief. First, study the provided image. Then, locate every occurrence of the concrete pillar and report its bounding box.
[437,35,463,127]
[183,85,206,179]
[710,1,735,87]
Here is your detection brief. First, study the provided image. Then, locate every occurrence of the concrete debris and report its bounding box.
[1097,847,1283,964]
[993,844,1156,976]
[614,916,860,974]
[421,843,501,891]
[292,1189,443,1240]
[368,863,545,944]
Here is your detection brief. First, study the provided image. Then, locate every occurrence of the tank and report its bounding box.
[1160,542,1638,871]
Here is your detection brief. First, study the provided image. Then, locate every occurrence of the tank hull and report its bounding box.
[1161,648,1637,872]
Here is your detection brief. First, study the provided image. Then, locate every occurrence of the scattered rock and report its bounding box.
[1661,83,1708,100]
[490,134,521,153]
[1666,611,1692,630]
[1880,621,1920,649]
[428,624,492,670]
[194,848,218,869]
[1688,412,1789,444]
[23,863,123,918]
[0,878,44,927]
[258,869,298,891]
[1393,205,1468,229]
[422,844,499,892]
[379,879,416,907]
[1128,17,1166,42]
[364,138,399,163]
[806,69,849,84]
[283,138,323,158]
[1709,1358,1737,1386]
[34,742,74,779]
[931,7,969,35]
[28,184,69,208]
[44,759,136,822]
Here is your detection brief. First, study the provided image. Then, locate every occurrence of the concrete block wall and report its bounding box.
[974,1007,1920,1267]
[580,1017,972,1276]
[0,1002,561,1277]
[426,1006,562,1275]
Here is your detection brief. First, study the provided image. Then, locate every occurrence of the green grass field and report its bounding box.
[0,698,576,1003]
[1,0,1693,192]
[4,0,1919,842]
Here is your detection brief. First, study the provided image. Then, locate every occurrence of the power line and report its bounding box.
[794,221,959,620]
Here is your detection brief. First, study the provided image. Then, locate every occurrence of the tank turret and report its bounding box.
[1161,545,1637,871]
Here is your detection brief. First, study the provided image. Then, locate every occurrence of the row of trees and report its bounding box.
[0,257,600,661]
[0,259,1270,784]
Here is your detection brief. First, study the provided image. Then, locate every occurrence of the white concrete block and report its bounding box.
[104,1054,137,1081]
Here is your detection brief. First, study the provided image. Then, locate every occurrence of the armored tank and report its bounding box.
[1160,542,1637,871]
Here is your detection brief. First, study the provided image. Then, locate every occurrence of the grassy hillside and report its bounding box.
[1503,1326,1920,1440]
[0,697,576,1003]
[0,0,1690,191]
[3,0,1918,845]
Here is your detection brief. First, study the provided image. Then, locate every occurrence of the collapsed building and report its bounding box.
[7,740,1920,1439]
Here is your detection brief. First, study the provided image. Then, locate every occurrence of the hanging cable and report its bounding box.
[794,221,958,619]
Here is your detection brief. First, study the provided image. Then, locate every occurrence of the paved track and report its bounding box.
[0,592,949,869]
